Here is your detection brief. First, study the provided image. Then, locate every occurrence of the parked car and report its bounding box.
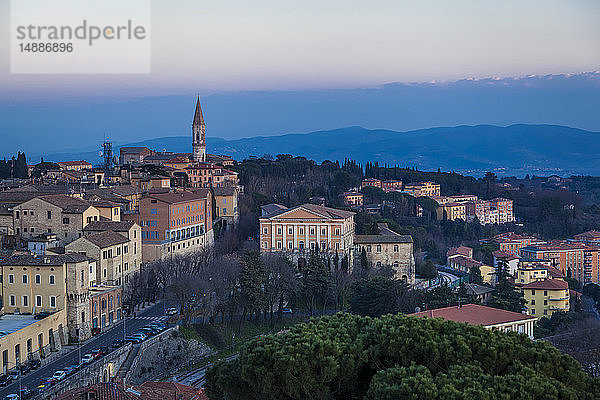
[80,354,95,364]
[8,372,19,382]
[165,307,178,315]
[19,388,34,400]
[3,394,20,400]
[63,366,76,376]
[26,359,40,370]
[51,371,66,382]
[124,336,143,344]
[37,378,53,390]
[112,338,125,348]
[147,322,166,331]
[0,375,12,387]
[132,332,147,340]
[68,364,80,373]
[92,347,109,359]
[17,364,30,374]
[140,327,158,336]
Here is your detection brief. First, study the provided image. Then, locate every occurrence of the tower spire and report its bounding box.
[192,96,206,162]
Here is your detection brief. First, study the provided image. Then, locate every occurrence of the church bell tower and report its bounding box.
[192,96,206,162]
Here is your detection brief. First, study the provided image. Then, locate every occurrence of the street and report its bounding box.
[0,302,167,398]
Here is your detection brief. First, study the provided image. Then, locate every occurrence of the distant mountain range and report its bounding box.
[4,72,600,157]
[40,124,600,177]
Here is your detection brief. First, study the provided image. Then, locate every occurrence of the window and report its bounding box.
[124,245,128,254]
[299,241,305,249]
[277,241,282,249]
[393,245,399,252]
[150,209,157,215]
[9,295,15,306]
[299,228,304,235]
[335,228,341,235]
[310,228,315,235]
[62,217,70,224]
[8,274,14,284]
[544,290,548,296]
[531,290,535,295]
[543,310,548,315]
[376,245,382,252]
[22,274,28,284]
[116,247,121,256]
[263,241,268,249]
[531,299,535,305]
[35,274,41,284]
[544,300,548,305]
[36,296,42,307]
[321,228,326,235]
[22,295,28,307]
[288,242,293,249]
[263,227,268,234]
[531,309,535,314]
[49,275,55,285]
[277,227,282,235]
[223,207,227,214]
[15,211,19,219]
[50,296,56,308]
[367,245,372,252]
[288,227,293,235]
[47,210,52,219]
[310,242,315,250]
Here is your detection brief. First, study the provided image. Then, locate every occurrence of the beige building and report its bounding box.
[12,195,101,245]
[436,202,466,221]
[0,253,96,343]
[404,181,441,197]
[212,186,239,225]
[259,203,355,262]
[354,223,415,283]
[57,161,92,171]
[0,311,68,373]
[87,199,122,222]
[83,220,142,269]
[341,191,363,208]
[66,231,138,286]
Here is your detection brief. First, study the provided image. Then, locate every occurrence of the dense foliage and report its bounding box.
[205,313,600,400]
[0,152,28,179]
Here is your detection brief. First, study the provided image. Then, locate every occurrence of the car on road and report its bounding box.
[37,377,53,390]
[0,374,12,387]
[51,370,66,381]
[165,307,178,315]
[140,327,158,336]
[63,366,77,376]
[3,394,20,400]
[148,322,166,331]
[80,354,95,364]
[68,364,80,373]
[132,332,147,340]
[112,338,125,348]
[124,336,143,344]
[282,308,293,314]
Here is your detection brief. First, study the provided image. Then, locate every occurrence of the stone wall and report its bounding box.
[33,343,132,400]
[126,327,212,385]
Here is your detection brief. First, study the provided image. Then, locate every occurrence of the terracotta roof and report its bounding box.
[546,265,565,279]
[212,186,236,196]
[492,250,520,260]
[58,160,91,166]
[261,203,288,215]
[149,190,209,204]
[39,194,92,213]
[574,230,600,240]
[522,279,568,290]
[411,304,535,326]
[448,255,484,269]
[120,146,152,154]
[83,230,129,248]
[84,220,136,233]
[447,246,472,258]
[464,283,494,296]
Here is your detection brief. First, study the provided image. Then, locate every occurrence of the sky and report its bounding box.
[0,0,599,101]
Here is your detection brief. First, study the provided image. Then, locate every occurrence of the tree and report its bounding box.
[487,259,525,313]
[205,313,600,400]
[298,253,331,316]
[239,250,267,324]
[416,259,437,279]
[469,265,484,284]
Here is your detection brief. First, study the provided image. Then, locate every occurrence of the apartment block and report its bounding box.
[573,230,600,246]
[340,191,363,208]
[124,190,214,262]
[522,279,569,318]
[57,161,92,171]
[403,181,441,197]
[66,230,138,286]
[259,203,355,262]
[12,195,101,245]
[361,178,382,190]
[89,285,122,331]
[436,202,466,221]
[0,253,97,342]
[185,163,239,188]
[493,232,546,256]
[212,186,239,225]
[520,242,600,284]
[381,180,403,192]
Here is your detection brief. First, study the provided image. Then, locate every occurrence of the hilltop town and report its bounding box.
[1,99,600,399]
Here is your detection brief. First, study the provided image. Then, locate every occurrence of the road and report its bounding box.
[0,302,167,398]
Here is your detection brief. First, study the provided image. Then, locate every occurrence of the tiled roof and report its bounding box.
[0,253,93,266]
[39,194,92,213]
[56,382,138,400]
[492,250,520,260]
[261,203,288,215]
[522,279,568,290]
[546,265,565,278]
[464,283,495,296]
[84,220,136,232]
[120,146,152,154]
[412,304,536,326]
[83,230,129,248]
[448,255,483,269]
[356,223,412,244]
[58,160,92,166]
[212,186,236,196]
[150,190,210,204]
[447,246,472,258]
